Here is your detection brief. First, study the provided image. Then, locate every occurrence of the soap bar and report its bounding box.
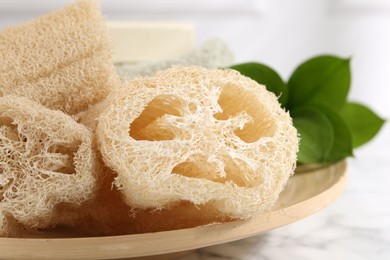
[108,21,195,63]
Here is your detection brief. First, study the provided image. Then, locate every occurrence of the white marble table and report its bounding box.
[180,124,390,260]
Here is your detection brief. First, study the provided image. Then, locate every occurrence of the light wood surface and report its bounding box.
[0,160,348,260]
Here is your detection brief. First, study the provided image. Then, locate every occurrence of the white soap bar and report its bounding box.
[108,21,195,63]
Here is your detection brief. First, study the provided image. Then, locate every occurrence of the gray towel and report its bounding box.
[115,38,235,79]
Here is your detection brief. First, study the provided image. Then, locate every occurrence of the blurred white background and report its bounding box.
[0,0,389,121]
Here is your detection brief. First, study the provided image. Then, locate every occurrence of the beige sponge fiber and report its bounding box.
[94,66,299,219]
[0,0,118,115]
[0,96,97,237]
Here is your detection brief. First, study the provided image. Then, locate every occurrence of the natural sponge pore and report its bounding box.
[0,0,118,115]
[95,66,299,219]
[0,96,97,236]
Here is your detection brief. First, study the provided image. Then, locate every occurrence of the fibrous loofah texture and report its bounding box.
[56,164,233,236]
[96,66,299,219]
[0,96,97,237]
[0,0,118,115]
[115,39,234,79]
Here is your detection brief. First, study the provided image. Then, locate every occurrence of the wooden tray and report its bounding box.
[0,160,348,260]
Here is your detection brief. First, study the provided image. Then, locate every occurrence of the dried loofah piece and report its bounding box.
[0,96,97,237]
[0,0,118,115]
[115,39,235,79]
[93,66,299,220]
[56,164,233,236]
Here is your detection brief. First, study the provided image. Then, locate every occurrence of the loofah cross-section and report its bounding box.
[0,96,98,237]
[93,66,299,220]
[0,0,118,115]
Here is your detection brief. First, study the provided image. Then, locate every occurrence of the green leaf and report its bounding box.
[292,107,334,163]
[319,105,354,162]
[287,55,351,111]
[292,105,353,163]
[340,102,385,148]
[230,62,288,107]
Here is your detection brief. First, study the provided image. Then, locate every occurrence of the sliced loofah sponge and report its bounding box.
[92,66,299,220]
[0,96,98,237]
[0,0,118,115]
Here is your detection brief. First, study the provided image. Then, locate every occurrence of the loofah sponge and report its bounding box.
[92,66,299,220]
[0,96,97,237]
[56,163,234,235]
[0,0,118,115]
[115,39,235,79]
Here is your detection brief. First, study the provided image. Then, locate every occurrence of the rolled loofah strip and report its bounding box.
[93,66,299,220]
[0,96,98,237]
[0,0,119,115]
